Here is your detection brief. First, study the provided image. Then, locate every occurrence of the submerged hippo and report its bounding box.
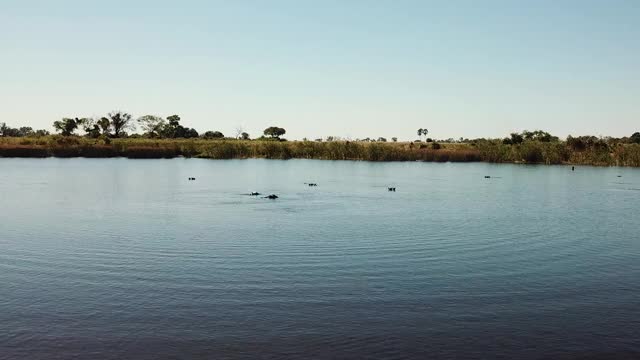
[265,194,279,199]
[249,192,261,196]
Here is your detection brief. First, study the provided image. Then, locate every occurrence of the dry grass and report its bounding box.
[1,136,639,166]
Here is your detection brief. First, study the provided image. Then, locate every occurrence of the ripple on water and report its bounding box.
[1,159,640,359]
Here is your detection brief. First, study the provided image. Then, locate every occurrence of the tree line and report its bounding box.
[0,123,50,137]
[1,112,289,141]
[1,114,639,147]
[500,130,640,146]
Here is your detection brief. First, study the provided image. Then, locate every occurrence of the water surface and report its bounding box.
[1,158,639,359]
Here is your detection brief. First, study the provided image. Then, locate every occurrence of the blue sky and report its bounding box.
[1,0,638,140]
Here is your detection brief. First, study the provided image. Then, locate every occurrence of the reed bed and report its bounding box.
[1,136,639,166]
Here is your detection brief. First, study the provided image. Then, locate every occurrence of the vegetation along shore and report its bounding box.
[1,113,639,166]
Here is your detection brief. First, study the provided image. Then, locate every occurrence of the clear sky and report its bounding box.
[1,0,638,140]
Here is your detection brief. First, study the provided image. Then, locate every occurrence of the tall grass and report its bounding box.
[1,136,639,166]
[472,140,640,166]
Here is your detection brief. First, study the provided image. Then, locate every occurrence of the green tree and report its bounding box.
[53,118,81,136]
[264,126,286,139]
[510,132,524,144]
[6,128,20,136]
[0,123,22,137]
[202,131,224,139]
[97,117,111,136]
[167,115,181,125]
[17,127,34,137]
[158,115,198,138]
[391,137,398,142]
[160,115,181,138]
[182,128,199,138]
[108,111,134,138]
[137,115,166,138]
[417,128,429,141]
[241,132,250,140]
[520,130,557,142]
[631,132,640,144]
[80,119,102,138]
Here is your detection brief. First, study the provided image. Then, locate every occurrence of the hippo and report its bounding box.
[249,192,260,196]
[265,194,279,199]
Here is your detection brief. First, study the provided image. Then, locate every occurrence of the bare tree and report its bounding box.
[234,126,245,139]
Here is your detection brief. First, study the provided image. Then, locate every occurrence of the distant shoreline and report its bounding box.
[1,137,639,167]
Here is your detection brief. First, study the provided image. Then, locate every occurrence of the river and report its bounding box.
[1,158,639,359]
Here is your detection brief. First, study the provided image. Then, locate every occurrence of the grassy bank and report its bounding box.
[0,136,481,162]
[474,140,640,167]
[1,136,639,166]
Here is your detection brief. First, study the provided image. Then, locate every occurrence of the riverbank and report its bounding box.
[1,136,639,166]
